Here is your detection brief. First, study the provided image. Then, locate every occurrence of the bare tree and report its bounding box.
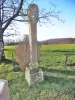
[0,0,24,59]
[0,0,63,60]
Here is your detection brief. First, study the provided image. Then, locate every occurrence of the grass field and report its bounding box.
[0,44,75,100]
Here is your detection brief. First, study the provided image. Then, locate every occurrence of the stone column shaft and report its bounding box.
[29,23,38,68]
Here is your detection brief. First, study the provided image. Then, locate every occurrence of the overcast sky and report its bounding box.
[4,0,75,41]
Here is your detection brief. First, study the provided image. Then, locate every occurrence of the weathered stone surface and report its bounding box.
[25,67,44,86]
[15,39,41,71]
[0,79,10,100]
[27,4,38,23]
[28,4,39,70]
[15,38,29,71]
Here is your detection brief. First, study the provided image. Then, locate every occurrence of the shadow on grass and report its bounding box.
[4,48,15,51]
[43,49,75,53]
[44,75,75,84]
[0,58,12,63]
[0,58,21,73]
[42,67,75,76]
[0,58,18,65]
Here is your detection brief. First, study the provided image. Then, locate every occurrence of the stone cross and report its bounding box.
[25,4,44,86]
[27,4,39,69]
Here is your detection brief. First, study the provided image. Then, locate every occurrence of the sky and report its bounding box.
[4,0,75,42]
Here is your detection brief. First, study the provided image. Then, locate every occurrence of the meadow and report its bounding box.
[0,44,75,100]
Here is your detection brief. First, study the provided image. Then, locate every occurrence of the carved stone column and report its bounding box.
[25,4,44,86]
[28,4,39,69]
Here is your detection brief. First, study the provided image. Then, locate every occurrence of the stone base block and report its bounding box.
[0,79,10,100]
[25,67,44,86]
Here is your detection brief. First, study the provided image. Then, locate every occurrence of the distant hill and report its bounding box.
[40,38,75,44]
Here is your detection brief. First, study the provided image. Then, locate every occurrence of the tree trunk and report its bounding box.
[0,25,5,60]
[0,0,4,60]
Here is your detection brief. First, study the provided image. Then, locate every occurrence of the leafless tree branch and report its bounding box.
[3,0,24,32]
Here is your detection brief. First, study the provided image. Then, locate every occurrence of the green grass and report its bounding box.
[4,45,16,60]
[42,44,75,50]
[0,44,75,100]
[0,45,22,80]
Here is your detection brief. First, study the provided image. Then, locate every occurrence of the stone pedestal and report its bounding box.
[25,67,44,86]
[0,79,10,100]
